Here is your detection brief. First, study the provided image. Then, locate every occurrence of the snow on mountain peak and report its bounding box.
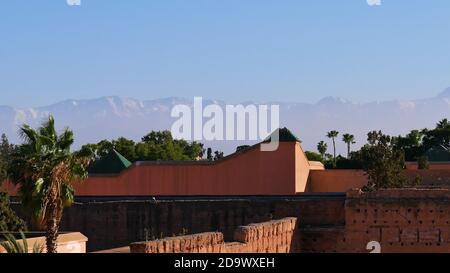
[0,89,448,154]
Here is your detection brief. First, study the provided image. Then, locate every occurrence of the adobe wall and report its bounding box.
[130,218,298,253]
[3,140,448,196]
[407,170,450,187]
[11,195,345,252]
[295,143,313,192]
[13,188,450,253]
[2,141,323,196]
[127,188,450,253]
[406,162,450,171]
[73,142,299,196]
[301,188,450,253]
[308,169,450,193]
[308,170,368,193]
[342,188,450,253]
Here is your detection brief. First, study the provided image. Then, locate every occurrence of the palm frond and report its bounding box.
[60,183,75,208]
[39,135,56,151]
[1,232,25,253]
[57,128,74,151]
[40,115,57,141]
[0,231,43,253]
[19,126,41,152]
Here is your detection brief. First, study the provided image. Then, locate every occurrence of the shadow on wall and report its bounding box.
[10,195,346,252]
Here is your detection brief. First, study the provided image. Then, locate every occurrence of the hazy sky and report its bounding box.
[1,0,450,107]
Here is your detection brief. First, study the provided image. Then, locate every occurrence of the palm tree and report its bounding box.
[437,118,450,129]
[7,116,92,253]
[342,134,356,158]
[317,141,328,161]
[326,130,339,167]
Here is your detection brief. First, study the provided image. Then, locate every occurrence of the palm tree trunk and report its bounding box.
[347,143,350,158]
[332,138,336,167]
[45,197,59,253]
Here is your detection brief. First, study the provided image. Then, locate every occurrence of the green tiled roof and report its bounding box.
[88,150,132,175]
[263,127,301,143]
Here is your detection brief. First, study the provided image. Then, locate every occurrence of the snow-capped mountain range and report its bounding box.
[0,88,449,155]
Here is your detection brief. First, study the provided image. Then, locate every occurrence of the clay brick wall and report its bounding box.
[294,188,450,253]
[11,195,344,252]
[230,217,298,253]
[297,227,346,253]
[341,188,450,253]
[130,218,298,253]
[16,188,450,253]
[130,232,225,253]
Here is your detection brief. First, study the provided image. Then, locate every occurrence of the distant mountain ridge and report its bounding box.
[0,89,448,155]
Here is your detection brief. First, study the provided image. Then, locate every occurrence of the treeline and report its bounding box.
[0,130,225,185]
[79,130,224,162]
[306,118,450,169]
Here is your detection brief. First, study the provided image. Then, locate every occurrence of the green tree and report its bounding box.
[0,134,15,183]
[135,142,150,161]
[141,131,204,161]
[305,151,323,162]
[359,130,419,191]
[86,140,114,159]
[214,150,224,161]
[437,118,450,129]
[113,137,137,161]
[142,130,173,145]
[317,141,328,161]
[422,119,450,151]
[7,116,92,253]
[326,131,339,167]
[342,134,356,158]
[417,155,430,170]
[393,130,424,161]
[82,131,205,163]
[206,148,213,161]
[0,192,27,232]
[236,145,250,153]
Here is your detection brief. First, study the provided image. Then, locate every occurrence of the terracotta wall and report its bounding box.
[73,142,299,196]
[308,170,368,193]
[406,162,450,171]
[407,170,450,187]
[11,195,345,251]
[3,141,324,196]
[342,188,450,253]
[301,188,450,253]
[128,188,450,253]
[295,143,313,192]
[130,218,298,253]
[2,140,448,197]
[309,169,450,193]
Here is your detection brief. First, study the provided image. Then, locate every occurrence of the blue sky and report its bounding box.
[1,0,450,107]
